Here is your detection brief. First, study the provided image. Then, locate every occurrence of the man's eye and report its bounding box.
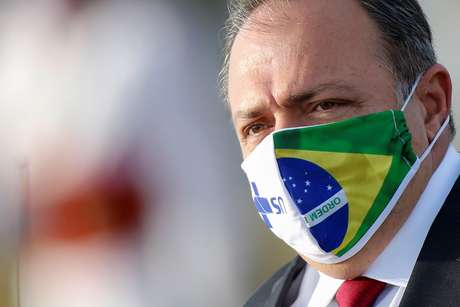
[246,123,268,136]
[315,101,337,111]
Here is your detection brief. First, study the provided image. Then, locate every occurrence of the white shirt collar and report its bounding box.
[363,144,460,287]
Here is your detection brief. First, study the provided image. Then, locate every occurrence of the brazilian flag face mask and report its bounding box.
[241,77,450,264]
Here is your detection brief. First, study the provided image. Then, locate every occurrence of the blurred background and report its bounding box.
[0,1,458,306]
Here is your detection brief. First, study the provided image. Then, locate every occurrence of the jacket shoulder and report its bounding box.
[244,257,305,307]
[400,175,460,306]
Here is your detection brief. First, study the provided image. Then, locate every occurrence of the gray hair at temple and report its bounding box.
[219,0,455,134]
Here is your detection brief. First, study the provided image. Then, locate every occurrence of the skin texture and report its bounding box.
[228,0,453,279]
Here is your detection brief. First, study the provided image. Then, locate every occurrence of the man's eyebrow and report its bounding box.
[286,82,358,105]
[234,109,264,120]
[234,82,358,120]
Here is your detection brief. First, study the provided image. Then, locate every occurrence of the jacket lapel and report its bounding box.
[244,256,306,307]
[399,176,460,306]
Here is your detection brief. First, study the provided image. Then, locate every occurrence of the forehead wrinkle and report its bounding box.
[233,87,273,121]
[235,46,273,77]
[273,80,364,110]
[287,81,360,102]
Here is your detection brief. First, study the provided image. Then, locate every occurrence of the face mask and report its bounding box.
[241,77,450,264]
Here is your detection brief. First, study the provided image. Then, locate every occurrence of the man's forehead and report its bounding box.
[228,0,383,113]
[240,0,373,34]
[233,0,382,59]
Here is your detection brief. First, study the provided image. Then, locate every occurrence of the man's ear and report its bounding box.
[417,64,452,141]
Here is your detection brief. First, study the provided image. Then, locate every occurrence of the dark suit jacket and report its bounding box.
[244,176,460,307]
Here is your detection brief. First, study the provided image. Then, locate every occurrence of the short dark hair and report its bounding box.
[219,0,455,134]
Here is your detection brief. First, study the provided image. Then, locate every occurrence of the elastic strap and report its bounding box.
[401,75,423,111]
[419,116,450,163]
[401,74,450,163]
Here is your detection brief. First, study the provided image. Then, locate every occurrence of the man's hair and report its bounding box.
[219,0,455,134]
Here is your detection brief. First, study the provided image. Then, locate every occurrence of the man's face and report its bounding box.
[227,0,440,277]
[228,0,428,158]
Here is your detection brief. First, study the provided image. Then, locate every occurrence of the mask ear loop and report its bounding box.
[401,75,451,163]
[401,75,423,112]
[418,115,450,163]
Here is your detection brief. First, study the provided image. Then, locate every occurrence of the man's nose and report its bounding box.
[274,111,309,131]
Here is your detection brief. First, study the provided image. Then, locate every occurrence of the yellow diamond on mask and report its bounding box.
[275,149,393,255]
